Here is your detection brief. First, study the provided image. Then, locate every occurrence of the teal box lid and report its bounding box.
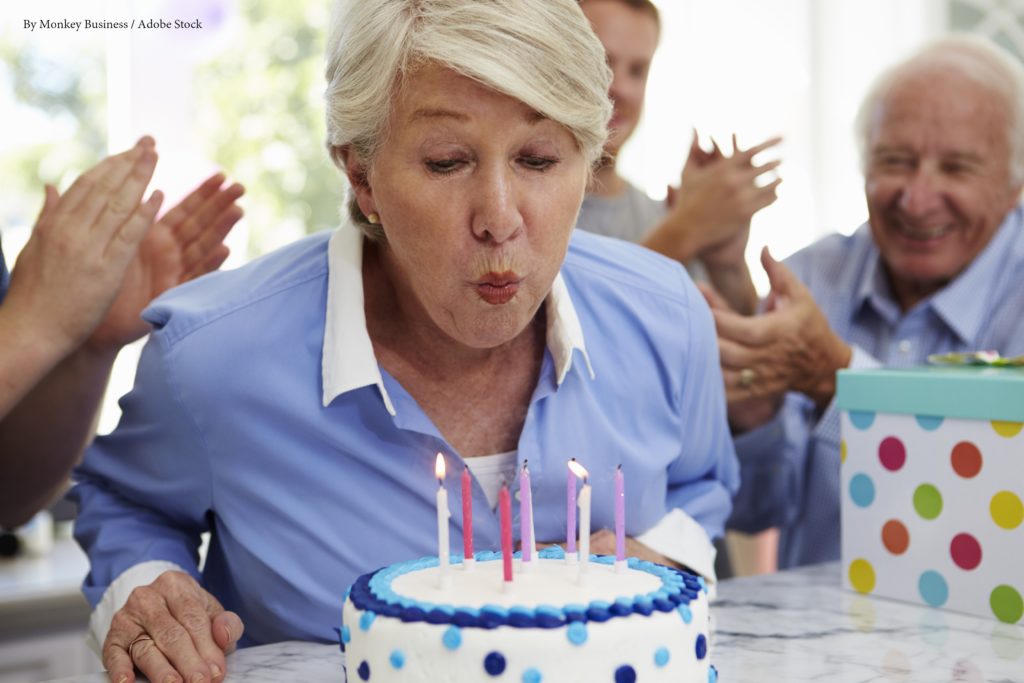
[836,366,1024,422]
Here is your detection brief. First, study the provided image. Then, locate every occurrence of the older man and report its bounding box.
[714,35,1024,568]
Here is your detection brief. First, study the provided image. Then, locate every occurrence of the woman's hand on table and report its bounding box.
[102,570,244,683]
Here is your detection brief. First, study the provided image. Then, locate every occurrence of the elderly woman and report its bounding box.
[71,1,737,681]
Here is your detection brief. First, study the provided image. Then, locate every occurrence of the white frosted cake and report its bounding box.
[339,546,715,682]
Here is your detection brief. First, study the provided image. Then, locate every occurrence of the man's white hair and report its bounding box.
[324,0,613,237]
[855,34,1024,187]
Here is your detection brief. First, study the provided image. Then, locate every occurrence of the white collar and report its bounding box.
[322,223,594,415]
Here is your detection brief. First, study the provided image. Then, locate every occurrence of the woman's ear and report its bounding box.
[334,144,376,217]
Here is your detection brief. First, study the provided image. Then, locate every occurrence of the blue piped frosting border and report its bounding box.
[344,545,702,630]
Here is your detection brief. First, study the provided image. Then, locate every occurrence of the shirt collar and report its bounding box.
[321,223,594,414]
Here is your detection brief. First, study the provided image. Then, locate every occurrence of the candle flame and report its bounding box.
[568,460,588,482]
[435,452,446,481]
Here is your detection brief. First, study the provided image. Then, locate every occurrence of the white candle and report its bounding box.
[435,453,451,588]
[568,461,591,583]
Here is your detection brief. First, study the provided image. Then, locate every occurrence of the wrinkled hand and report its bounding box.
[585,530,682,568]
[4,138,162,361]
[88,173,244,351]
[103,571,244,683]
[661,132,782,267]
[707,247,851,431]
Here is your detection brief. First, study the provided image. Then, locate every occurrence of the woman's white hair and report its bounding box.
[855,34,1024,187]
[324,0,613,237]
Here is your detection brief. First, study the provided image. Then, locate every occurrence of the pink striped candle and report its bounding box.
[566,458,577,556]
[462,465,473,562]
[500,484,513,585]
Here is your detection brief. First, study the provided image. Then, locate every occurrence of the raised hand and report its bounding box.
[88,173,244,351]
[706,247,851,431]
[2,138,162,366]
[103,571,244,683]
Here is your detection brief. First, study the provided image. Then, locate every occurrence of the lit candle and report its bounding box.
[435,453,451,588]
[568,460,590,582]
[461,465,474,569]
[566,458,578,564]
[520,462,533,570]
[615,464,626,572]
[499,483,513,590]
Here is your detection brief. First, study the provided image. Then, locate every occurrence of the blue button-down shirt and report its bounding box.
[728,206,1024,568]
[71,224,738,646]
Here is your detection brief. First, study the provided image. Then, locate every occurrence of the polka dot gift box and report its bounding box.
[837,367,1024,624]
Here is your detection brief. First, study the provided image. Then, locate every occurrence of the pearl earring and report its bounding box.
[367,212,380,225]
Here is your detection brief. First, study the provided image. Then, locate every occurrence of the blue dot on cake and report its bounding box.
[389,650,405,669]
[654,646,670,667]
[695,633,707,660]
[522,668,542,683]
[708,664,719,682]
[357,660,370,681]
[678,604,693,623]
[567,621,588,645]
[614,664,637,683]
[443,625,462,650]
[359,610,376,631]
[484,651,506,676]
[341,625,351,643]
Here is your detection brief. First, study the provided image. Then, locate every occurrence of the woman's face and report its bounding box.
[353,64,588,349]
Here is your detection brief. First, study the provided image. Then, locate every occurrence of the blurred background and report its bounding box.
[2,0,1024,679]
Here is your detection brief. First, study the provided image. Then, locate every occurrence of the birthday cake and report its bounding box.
[339,546,715,682]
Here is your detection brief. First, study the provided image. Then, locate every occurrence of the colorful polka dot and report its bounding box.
[340,625,351,644]
[950,533,982,570]
[850,410,876,430]
[882,519,910,555]
[359,611,376,631]
[915,414,944,431]
[850,473,876,508]
[878,437,906,471]
[918,570,949,607]
[522,668,542,683]
[950,441,983,479]
[849,558,876,593]
[484,651,506,676]
[991,421,1023,438]
[654,647,670,667]
[357,660,370,681]
[708,665,719,683]
[695,633,708,660]
[389,650,405,669]
[443,626,462,650]
[990,491,1024,530]
[678,604,693,623]
[840,439,847,465]
[990,585,1024,624]
[567,622,588,645]
[614,664,637,683]
[914,484,943,520]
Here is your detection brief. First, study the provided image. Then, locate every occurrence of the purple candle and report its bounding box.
[566,458,577,555]
[520,462,533,564]
[615,464,626,564]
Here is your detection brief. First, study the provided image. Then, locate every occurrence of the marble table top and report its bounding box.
[45,562,1023,682]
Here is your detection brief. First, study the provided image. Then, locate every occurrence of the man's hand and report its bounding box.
[708,247,852,430]
[87,173,244,351]
[103,571,244,683]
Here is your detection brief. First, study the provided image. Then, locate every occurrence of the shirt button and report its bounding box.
[898,340,912,353]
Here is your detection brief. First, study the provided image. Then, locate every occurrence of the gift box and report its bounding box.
[836,366,1024,624]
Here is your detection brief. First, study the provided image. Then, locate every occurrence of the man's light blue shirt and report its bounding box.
[728,206,1024,568]
[71,224,738,646]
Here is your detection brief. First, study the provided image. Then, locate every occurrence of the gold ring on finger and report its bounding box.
[127,633,154,662]
[739,367,756,389]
